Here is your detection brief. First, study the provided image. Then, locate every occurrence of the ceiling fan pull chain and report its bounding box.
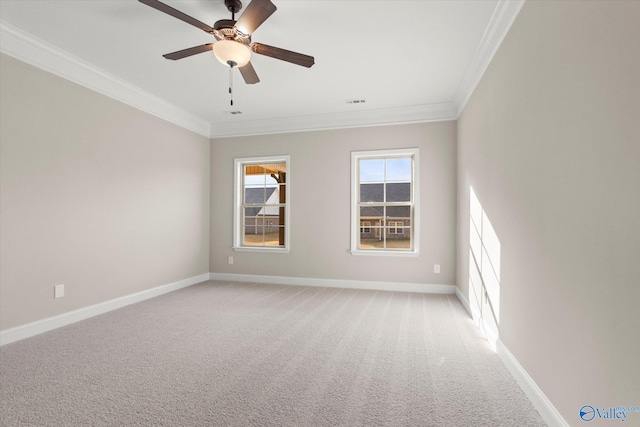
[229,65,233,106]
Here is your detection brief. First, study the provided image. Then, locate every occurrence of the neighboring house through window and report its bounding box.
[233,156,290,252]
[351,148,419,255]
[388,221,403,234]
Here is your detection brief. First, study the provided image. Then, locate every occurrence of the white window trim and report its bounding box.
[233,155,290,253]
[350,148,419,257]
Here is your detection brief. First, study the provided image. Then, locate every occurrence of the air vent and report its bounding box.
[223,111,243,115]
[346,99,366,105]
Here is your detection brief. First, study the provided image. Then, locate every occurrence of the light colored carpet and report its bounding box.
[0,281,546,426]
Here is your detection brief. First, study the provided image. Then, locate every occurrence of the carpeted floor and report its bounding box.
[0,281,546,426]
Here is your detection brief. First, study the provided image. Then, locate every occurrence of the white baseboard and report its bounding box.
[209,272,457,295]
[497,339,569,427]
[455,287,472,317]
[0,273,210,346]
[456,288,567,426]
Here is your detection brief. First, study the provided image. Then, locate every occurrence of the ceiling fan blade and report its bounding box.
[239,61,260,84]
[163,44,214,60]
[235,0,277,35]
[251,43,315,68]
[138,0,214,33]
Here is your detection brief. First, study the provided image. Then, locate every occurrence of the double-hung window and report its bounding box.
[233,156,290,252]
[351,148,419,255]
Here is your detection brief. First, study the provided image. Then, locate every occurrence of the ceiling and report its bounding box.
[0,0,523,137]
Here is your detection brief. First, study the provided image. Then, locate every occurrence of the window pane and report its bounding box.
[385,182,410,202]
[264,212,281,230]
[245,186,266,204]
[359,159,384,182]
[244,208,263,239]
[243,208,284,247]
[244,235,264,246]
[385,230,411,249]
[386,205,410,220]
[360,183,383,203]
[359,205,384,249]
[244,163,286,204]
[264,226,284,247]
[385,157,412,181]
[264,186,280,205]
[360,205,384,222]
[245,164,265,185]
[359,227,383,249]
[265,172,278,187]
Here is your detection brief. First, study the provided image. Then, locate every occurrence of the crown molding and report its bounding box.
[0,20,211,138]
[453,0,525,117]
[210,103,458,138]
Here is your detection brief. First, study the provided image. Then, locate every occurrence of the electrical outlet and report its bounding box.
[54,284,65,299]
[434,264,441,274]
[228,256,234,265]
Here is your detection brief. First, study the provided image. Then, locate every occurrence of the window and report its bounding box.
[351,149,419,255]
[388,221,403,234]
[234,156,290,252]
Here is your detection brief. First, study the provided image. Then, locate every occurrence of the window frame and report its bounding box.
[350,148,419,257]
[233,155,290,253]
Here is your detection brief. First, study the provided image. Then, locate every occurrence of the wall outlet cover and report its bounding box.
[54,284,65,299]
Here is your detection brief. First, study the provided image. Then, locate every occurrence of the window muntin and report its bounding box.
[351,149,419,255]
[234,157,289,252]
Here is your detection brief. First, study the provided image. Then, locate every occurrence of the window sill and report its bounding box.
[349,250,419,258]
[233,246,290,254]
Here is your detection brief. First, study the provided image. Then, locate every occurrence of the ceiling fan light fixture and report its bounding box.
[212,40,251,67]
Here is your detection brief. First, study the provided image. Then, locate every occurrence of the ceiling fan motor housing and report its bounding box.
[213,19,251,44]
[225,0,242,14]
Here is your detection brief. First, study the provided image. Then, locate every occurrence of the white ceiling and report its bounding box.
[0,0,523,137]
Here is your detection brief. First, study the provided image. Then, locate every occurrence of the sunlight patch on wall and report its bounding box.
[469,186,501,350]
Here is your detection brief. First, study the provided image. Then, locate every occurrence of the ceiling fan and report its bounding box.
[139,0,315,85]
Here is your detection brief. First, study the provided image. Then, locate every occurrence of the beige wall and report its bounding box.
[0,54,210,330]
[457,1,640,424]
[210,122,457,285]
[4,1,637,421]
